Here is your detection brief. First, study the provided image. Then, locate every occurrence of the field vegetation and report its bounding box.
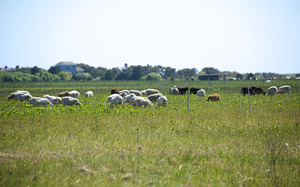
[0,80,299,186]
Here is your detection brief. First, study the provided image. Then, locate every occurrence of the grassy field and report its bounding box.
[0,80,299,186]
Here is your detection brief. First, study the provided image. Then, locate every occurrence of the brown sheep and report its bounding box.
[58,91,71,97]
[206,94,220,102]
[111,88,120,95]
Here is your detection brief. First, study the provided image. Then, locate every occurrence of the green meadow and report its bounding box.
[0,80,299,186]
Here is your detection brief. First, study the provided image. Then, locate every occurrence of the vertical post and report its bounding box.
[285,93,287,110]
[187,79,190,111]
[247,82,252,112]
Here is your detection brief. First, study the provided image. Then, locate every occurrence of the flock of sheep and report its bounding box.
[5,85,291,108]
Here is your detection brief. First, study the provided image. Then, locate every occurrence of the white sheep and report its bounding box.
[267,86,278,95]
[169,86,179,95]
[157,96,168,107]
[43,94,62,105]
[140,90,147,96]
[123,93,136,104]
[29,97,54,107]
[107,94,120,104]
[85,91,94,98]
[7,90,32,101]
[132,96,153,107]
[278,85,291,94]
[145,89,160,96]
[148,93,163,102]
[129,90,142,96]
[70,90,80,97]
[62,96,82,106]
[196,89,206,97]
[267,86,278,96]
[108,94,123,107]
[119,90,130,97]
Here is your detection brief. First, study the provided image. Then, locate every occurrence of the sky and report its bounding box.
[0,0,299,74]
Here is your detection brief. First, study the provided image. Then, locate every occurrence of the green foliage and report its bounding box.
[59,71,72,81]
[48,66,61,74]
[0,80,299,186]
[72,72,93,81]
[141,72,162,81]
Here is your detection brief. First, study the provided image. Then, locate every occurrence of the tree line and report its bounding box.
[0,64,298,82]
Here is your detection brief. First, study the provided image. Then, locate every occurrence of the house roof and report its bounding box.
[56,61,76,65]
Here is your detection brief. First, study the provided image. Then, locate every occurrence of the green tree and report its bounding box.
[59,71,72,81]
[201,67,220,74]
[236,73,243,80]
[129,65,143,80]
[103,70,114,80]
[48,66,61,74]
[142,72,162,81]
[31,66,40,74]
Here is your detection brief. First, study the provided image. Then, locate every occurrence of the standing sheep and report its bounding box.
[148,93,163,102]
[132,97,153,107]
[85,91,94,98]
[43,95,62,105]
[70,90,80,97]
[29,97,54,107]
[278,85,291,94]
[123,93,136,104]
[62,96,82,106]
[145,89,160,96]
[157,96,168,107]
[7,90,32,101]
[196,89,206,97]
[58,91,71,97]
[107,94,123,107]
[267,86,278,96]
[169,86,179,95]
[130,90,142,96]
[206,94,220,102]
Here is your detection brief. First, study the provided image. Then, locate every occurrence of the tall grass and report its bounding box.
[0,80,299,186]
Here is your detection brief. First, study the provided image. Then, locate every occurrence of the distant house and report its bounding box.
[198,74,227,81]
[56,62,84,74]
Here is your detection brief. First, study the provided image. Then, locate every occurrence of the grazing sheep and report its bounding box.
[157,96,168,107]
[145,89,160,96]
[43,95,62,105]
[196,89,206,97]
[177,87,189,95]
[130,90,142,96]
[107,94,120,103]
[70,90,80,97]
[123,93,136,104]
[7,90,32,101]
[111,88,120,95]
[29,97,54,107]
[140,90,147,96]
[132,96,153,107]
[110,95,123,107]
[119,90,130,97]
[278,85,291,94]
[58,91,71,97]
[85,91,94,98]
[62,96,82,106]
[206,94,220,102]
[148,93,163,102]
[267,86,278,96]
[169,86,179,95]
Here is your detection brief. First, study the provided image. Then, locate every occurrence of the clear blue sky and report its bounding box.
[1,0,299,74]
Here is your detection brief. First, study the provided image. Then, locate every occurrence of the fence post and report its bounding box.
[247,82,252,112]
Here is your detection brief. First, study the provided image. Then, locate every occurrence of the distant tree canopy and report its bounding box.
[201,67,220,74]
[48,66,61,74]
[0,63,295,82]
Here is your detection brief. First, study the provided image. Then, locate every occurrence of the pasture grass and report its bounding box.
[0,81,299,186]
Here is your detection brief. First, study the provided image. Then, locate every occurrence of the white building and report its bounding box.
[56,62,84,74]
